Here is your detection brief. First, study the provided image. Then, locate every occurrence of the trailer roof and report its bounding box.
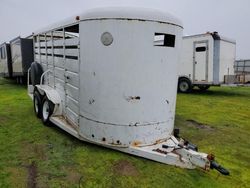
[183,32,236,44]
[236,59,250,62]
[33,7,183,35]
[0,42,9,47]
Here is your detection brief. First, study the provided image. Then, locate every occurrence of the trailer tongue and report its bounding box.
[116,135,230,175]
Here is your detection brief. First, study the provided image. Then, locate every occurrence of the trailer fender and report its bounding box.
[35,85,62,115]
[30,62,44,86]
[178,75,192,83]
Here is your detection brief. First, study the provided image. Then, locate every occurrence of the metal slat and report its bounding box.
[65,38,79,46]
[40,55,47,63]
[66,83,79,101]
[65,59,79,73]
[53,39,64,47]
[65,49,79,57]
[40,41,46,47]
[54,57,64,68]
[66,107,79,126]
[47,56,53,65]
[65,71,79,87]
[40,49,46,54]
[66,95,79,115]
[55,67,64,80]
[47,40,52,47]
[54,49,64,55]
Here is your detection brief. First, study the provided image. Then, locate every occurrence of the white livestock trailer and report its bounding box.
[178,32,236,93]
[27,7,229,174]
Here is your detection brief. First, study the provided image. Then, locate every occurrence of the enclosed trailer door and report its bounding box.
[0,45,8,76]
[11,39,23,76]
[193,41,209,82]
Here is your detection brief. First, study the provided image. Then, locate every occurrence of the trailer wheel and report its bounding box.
[31,62,43,86]
[198,85,210,91]
[178,78,192,93]
[41,96,54,126]
[33,91,42,118]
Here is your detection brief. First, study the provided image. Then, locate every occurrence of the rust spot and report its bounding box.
[207,154,215,161]
[75,16,80,20]
[154,138,166,145]
[131,141,142,147]
[153,148,168,155]
[172,150,184,163]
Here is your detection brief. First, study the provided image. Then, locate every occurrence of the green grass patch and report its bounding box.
[0,78,249,187]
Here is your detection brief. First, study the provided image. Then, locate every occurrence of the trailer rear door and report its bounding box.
[193,41,209,82]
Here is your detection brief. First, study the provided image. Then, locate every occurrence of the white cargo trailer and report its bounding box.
[178,32,236,92]
[27,7,229,174]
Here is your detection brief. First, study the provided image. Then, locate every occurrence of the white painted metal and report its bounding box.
[27,7,215,170]
[79,19,181,147]
[194,41,208,82]
[33,7,182,35]
[179,32,236,86]
[215,39,235,84]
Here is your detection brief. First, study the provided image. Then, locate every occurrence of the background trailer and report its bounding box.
[234,59,250,84]
[0,43,12,78]
[10,37,34,83]
[178,32,236,93]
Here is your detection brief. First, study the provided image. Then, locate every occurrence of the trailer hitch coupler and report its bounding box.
[210,160,230,176]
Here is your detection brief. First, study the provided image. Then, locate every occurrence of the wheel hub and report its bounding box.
[180,82,189,91]
[42,101,50,120]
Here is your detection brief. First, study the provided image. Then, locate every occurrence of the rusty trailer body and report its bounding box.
[27,7,229,174]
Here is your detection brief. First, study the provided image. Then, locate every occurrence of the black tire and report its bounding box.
[178,78,192,93]
[198,85,210,91]
[33,90,42,118]
[30,62,44,86]
[41,96,55,126]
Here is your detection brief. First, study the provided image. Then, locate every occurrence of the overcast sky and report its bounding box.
[0,0,249,59]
